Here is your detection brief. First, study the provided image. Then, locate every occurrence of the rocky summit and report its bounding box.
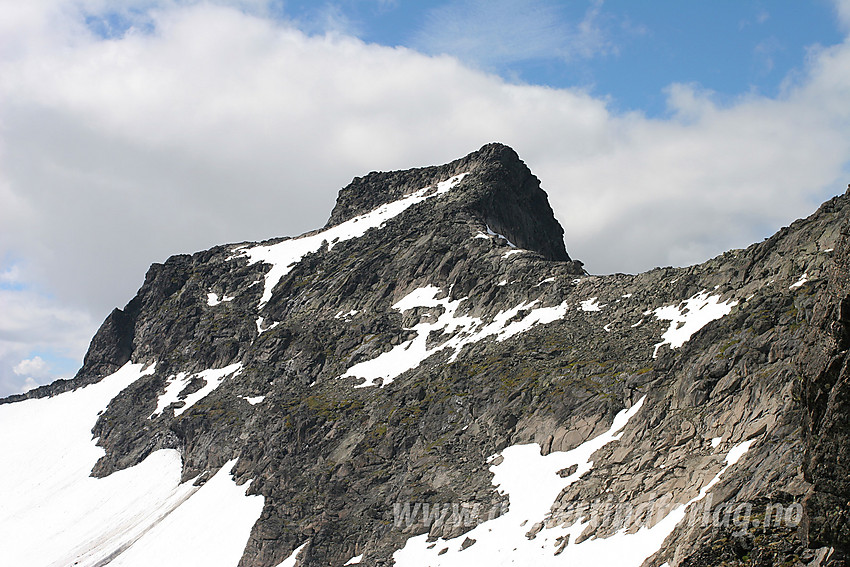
[1,143,849,567]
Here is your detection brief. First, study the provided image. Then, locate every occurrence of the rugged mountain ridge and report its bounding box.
[2,143,849,567]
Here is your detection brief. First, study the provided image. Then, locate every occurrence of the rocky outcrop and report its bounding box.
[327,143,571,261]
[4,145,850,567]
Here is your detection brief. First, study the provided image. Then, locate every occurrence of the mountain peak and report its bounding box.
[327,143,572,261]
[5,146,850,567]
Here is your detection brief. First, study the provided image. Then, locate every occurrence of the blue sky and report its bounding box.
[274,0,844,114]
[1,0,850,396]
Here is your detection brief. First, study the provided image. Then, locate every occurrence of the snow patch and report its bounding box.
[225,245,248,261]
[344,554,364,565]
[486,225,517,247]
[207,292,234,306]
[789,273,808,289]
[239,173,468,308]
[257,316,280,334]
[580,297,605,312]
[275,542,308,567]
[242,395,266,405]
[342,286,568,388]
[150,363,243,418]
[503,249,527,258]
[535,277,556,287]
[711,437,722,448]
[652,291,738,358]
[335,309,359,320]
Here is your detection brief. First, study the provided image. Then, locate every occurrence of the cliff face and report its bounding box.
[1,144,848,567]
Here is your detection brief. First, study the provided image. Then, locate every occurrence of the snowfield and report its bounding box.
[150,362,243,418]
[0,362,264,567]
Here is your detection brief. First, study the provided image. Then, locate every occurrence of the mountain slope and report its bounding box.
[1,143,848,567]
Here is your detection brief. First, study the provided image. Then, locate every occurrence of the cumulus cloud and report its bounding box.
[13,357,51,379]
[0,286,96,396]
[1,0,850,394]
[12,356,51,394]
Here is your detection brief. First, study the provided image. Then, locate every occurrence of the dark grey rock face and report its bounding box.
[4,145,850,567]
[327,143,571,262]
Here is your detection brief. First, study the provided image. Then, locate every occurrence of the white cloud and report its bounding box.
[0,0,850,394]
[834,0,850,31]
[753,37,782,75]
[411,0,614,69]
[0,287,96,396]
[13,357,51,379]
[294,3,361,37]
[0,265,23,286]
